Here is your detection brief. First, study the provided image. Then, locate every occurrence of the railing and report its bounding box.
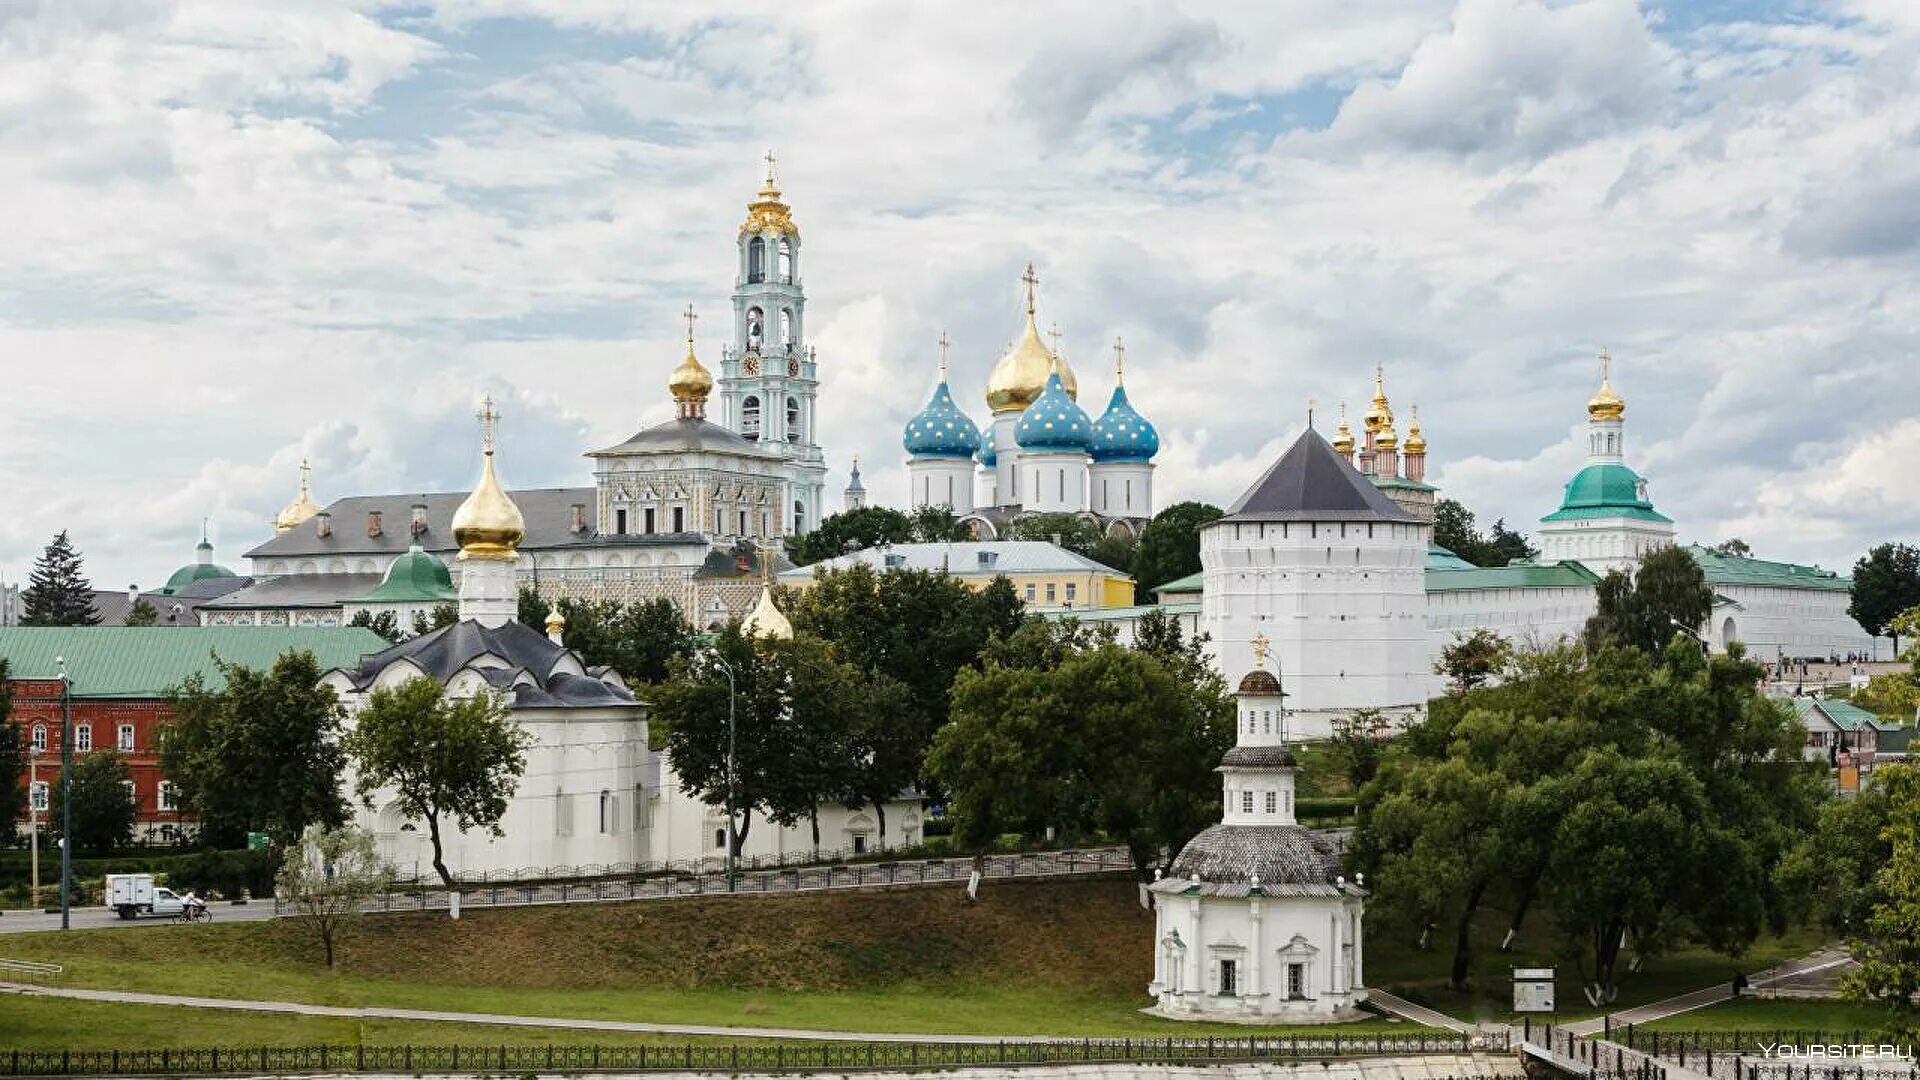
[0,1034,1500,1076]
[277,848,1136,917]
[1522,1023,1668,1080]
[388,840,1111,886]
[1619,1028,1920,1080]
[0,959,62,983]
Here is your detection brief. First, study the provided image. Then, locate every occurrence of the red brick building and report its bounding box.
[3,627,389,844]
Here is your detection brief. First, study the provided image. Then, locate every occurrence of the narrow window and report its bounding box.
[746,307,764,349]
[793,501,805,534]
[30,782,48,812]
[1240,791,1253,814]
[1045,583,1056,604]
[853,834,867,854]
[778,240,793,283]
[742,396,762,440]
[780,309,794,350]
[786,397,800,441]
[1065,583,1076,604]
[118,724,135,752]
[715,828,727,850]
[1024,583,1036,602]
[1220,958,1238,997]
[159,782,178,812]
[615,508,627,535]
[1265,791,1277,814]
[74,724,91,753]
[644,508,656,534]
[748,237,765,282]
[120,780,134,806]
[633,784,647,830]
[31,724,47,752]
[740,511,749,535]
[1288,963,1304,998]
[672,507,685,533]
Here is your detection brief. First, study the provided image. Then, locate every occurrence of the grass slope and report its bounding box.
[0,880,1411,1042]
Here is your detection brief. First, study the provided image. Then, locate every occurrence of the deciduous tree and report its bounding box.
[1130,502,1224,594]
[1852,544,1920,653]
[1435,629,1512,693]
[1842,763,1920,1038]
[123,599,159,627]
[1583,546,1713,654]
[50,749,137,853]
[21,531,100,626]
[344,678,532,886]
[348,609,402,643]
[277,824,393,967]
[789,506,916,564]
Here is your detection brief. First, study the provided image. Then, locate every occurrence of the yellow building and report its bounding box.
[777,540,1133,611]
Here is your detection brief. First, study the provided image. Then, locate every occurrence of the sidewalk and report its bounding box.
[1560,949,1852,1037]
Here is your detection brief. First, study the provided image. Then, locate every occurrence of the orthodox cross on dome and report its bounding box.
[1598,347,1612,382]
[1021,262,1039,315]
[1047,323,1062,357]
[938,330,951,380]
[683,303,699,346]
[298,457,312,495]
[763,147,777,183]
[1250,632,1271,671]
[476,395,500,454]
[1113,337,1126,384]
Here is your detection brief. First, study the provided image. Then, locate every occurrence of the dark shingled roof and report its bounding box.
[1237,670,1283,695]
[1162,823,1347,892]
[336,621,637,709]
[1220,428,1415,523]
[1220,745,1299,768]
[589,418,768,457]
[200,573,382,610]
[246,488,602,562]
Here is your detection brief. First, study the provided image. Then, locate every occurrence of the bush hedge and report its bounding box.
[0,848,276,904]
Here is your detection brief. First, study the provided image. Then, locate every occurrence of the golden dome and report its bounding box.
[1588,350,1625,420]
[1404,405,1427,454]
[274,458,322,533]
[740,585,793,640]
[669,305,714,408]
[985,264,1076,412]
[1331,404,1355,455]
[1375,417,1399,450]
[739,150,797,238]
[1362,365,1392,434]
[452,397,525,561]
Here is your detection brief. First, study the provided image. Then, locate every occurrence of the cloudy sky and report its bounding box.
[3,0,1917,591]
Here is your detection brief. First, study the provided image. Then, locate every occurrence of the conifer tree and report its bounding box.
[22,531,100,626]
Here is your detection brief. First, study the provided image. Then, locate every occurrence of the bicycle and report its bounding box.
[176,904,214,924]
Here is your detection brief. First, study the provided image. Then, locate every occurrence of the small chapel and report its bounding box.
[1148,640,1367,1020]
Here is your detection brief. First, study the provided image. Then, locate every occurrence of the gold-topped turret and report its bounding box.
[452,396,526,560]
[1404,405,1426,454]
[986,264,1076,411]
[1375,413,1399,450]
[740,149,797,237]
[1362,365,1392,434]
[274,458,322,533]
[1587,349,1625,420]
[1331,403,1355,455]
[669,304,715,418]
[739,547,793,640]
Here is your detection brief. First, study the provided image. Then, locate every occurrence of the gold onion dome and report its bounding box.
[1362,366,1392,433]
[1588,351,1625,420]
[1375,416,1399,450]
[741,585,793,640]
[452,397,526,560]
[274,458,322,533]
[985,264,1076,411]
[1404,406,1427,453]
[1331,404,1355,455]
[669,310,715,406]
[740,150,797,237]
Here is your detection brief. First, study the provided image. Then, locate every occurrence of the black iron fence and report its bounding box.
[1523,1023,1669,1080]
[278,848,1136,917]
[0,1033,1500,1076]
[391,840,1110,886]
[1617,1028,1918,1080]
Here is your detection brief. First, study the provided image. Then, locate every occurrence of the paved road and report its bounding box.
[1365,990,1478,1036]
[1558,949,1852,1037]
[0,902,277,935]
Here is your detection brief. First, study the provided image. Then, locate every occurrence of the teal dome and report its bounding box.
[1014,371,1092,452]
[1088,385,1158,462]
[902,381,981,458]
[160,542,236,595]
[978,439,997,469]
[356,543,457,603]
[1543,463,1674,523]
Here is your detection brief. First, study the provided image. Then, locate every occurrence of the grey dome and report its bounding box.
[1162,824,1348,895]
[1220,746,1299,768]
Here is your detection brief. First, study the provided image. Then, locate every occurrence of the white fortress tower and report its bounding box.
[1199,426,1431,738]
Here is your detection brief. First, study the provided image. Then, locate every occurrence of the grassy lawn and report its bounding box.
[1366,907,1834,1024]
[1639,998,1907,1035]
[0,880,1423,1042]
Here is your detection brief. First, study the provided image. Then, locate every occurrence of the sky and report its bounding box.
[2,0,1917,591]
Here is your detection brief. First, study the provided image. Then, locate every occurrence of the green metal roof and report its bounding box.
[1044,601,1202,624]
[1792,697,1899,733]
[160,544,238,595]
[349,545,456,604]
[1687,546,1850,593]
[1371,475,1438,493]
[0,627,389,699]
[1425,560,1602,592]
[1427,544,1478,570]
[1153,572,1205,598]
[1541,462,1673,524]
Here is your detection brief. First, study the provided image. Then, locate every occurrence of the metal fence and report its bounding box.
[1618,1029,1919,1080]
[1523,1024,1669,1080]
[0,1033,1500,1077]
[277,848,1136,917]
[389,843,1128,886]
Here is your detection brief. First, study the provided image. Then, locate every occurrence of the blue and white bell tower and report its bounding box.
[717,151,827,537]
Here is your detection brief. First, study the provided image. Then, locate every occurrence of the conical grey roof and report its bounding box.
[1222,428,1415,523]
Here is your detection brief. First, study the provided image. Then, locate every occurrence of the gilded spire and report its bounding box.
[669,304,715,418]
[1332,402,1355,455]
[274,457,322,533]
[740,148,797,236]
[1587,348,1625,420]
[451,395,526,560]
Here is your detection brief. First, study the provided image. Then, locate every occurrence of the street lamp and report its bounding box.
[709,652,739,893]
[56,655,74,931]
[1669,617,1708,654]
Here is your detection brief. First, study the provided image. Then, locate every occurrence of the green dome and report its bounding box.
[160,543,236,595]
[354,544,456,604]
[1542,463,1673,524]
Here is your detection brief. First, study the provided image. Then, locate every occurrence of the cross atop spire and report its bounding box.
[201,516,210,544]
[1308,397,1317,429]
[298,457,311,496]
[1021,262,1039,316]
[683,304,698,347]
[476,395,500,454]
[1047,322,1062,357]
[1250,632,1271,671]
[1598,347,1612,383]
[764,147,777,183]
[938,330,950,380]
[1113,336,1126,385]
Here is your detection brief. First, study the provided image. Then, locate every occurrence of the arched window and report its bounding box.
[741,396,761,440]
[779,308,793,350]
[785,397,800,441]
[746,307,764,350]
[778,238,793,282]
[31,724,47,752]
[599,789,614,834]
[748,237,765,283]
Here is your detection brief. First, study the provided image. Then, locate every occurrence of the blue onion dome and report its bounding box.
[1014,368,1092,451]
[902,380,981,458]
[1089,384,1158,462]
[978,439,998,469]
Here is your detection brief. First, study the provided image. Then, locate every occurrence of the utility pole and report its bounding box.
[57,656,74,931]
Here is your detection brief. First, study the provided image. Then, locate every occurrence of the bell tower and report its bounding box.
[717,150,827,537]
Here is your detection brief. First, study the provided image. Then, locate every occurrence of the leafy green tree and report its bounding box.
[1003,512,1104,556]
[1432,499,1537,568]
[21,531,100,626]
[1712,538,1753,557]
[514,589,694,686]
[1435,629,1511,693]
[1781,778,1894,937]
[123,599,159,627]
[161,651,350,850]
[1584,546,1714,654]
[907,504,967,543]
[790,506,916,564]
[410,601,458,638]
[1089,533,1138,577]
[1852,543,1920,653]
[1843,763,1920,1038]
[1484,519,1537,566]
[0,660,18,844]
[344,678,531,886]
[348,609,402,643]
[1130,502,1223,594]
[50,749,137,853]
[278,824,393,968]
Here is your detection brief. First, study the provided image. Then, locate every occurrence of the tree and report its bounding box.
[1711,538,1753,557]
[344,678,532,886]
[515,589,694,686]
[0,660,19,844]
[790,506,915,564]
[1435,629,1512,693]
[50,749,137,853]
[1852,543,1920,653]
[907,504,967,543]
[1003,512,1105,557]
[1129,502,1224,594]
[123,599,159,627]
[410,602,457,638]
[348,609,402,644]
[1432,499,1538,568]
[277,824,394,967]
[1584,546,1714,654]
[161,651,350,850]
[21,531,100,626]
[1842,763,1920,1038]
[1484,520,1537,566]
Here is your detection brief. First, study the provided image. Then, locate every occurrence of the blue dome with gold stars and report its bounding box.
[978,439,997,469]
[1089,385,1158,462]
[1014,370,1092,452]
[902,380,981,459]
